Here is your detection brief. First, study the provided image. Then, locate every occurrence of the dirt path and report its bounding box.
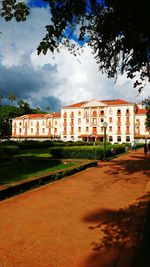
[0,149,150,267]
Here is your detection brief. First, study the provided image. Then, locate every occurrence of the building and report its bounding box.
[11,99,150,143]
[12,113,61,141]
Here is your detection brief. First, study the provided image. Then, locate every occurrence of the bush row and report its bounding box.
[0,145,20,156]
[49,144,126,160]
[0,140,95,149]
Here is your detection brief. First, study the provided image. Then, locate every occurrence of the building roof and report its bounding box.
[64,101,87,108]
[13,113,61,120]
[136,108,147,115]
[102,99,133,105]
[63,99,133,108]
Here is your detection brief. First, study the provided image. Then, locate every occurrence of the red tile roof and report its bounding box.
[136,108,147,115]
[64,99,132,108]
[14,113,61,120]
[64,101,87,108]
[101,99,133,105]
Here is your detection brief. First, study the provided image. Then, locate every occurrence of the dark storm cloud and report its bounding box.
[0,61,63,110]
[34,96,62,112]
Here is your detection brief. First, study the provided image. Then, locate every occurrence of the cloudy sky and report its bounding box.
[0,0,149,112]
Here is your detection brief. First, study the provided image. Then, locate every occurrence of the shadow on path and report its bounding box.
[103,155,150,178]
[82,194,150,267]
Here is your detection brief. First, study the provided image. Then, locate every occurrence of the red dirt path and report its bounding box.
[0,149,150,267]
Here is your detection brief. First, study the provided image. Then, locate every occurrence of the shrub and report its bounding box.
[0,145,20,156]
[49,144,126,159]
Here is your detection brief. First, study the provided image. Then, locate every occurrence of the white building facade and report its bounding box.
[12,99,150,143]
[12,113,61,141]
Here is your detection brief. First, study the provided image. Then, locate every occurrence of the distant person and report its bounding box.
[131,140,136,151]
[144,143,148,155]
[148,142,150,154]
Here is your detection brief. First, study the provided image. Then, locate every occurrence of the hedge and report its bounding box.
[0,145,20,156]
[49,144,126,160]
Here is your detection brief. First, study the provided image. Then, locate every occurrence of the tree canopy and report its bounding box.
[1,0,150,91]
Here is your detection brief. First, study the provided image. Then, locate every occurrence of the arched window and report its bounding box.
[117,136,121,142]
[126,136,130,142]
[109,136,113,142]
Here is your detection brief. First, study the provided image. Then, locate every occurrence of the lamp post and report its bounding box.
[103,121,108,160]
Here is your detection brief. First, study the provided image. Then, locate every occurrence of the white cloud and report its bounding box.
[0,5,149,111]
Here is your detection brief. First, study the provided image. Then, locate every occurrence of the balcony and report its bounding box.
[117,121,121,125]
[117,131,121,134]
[126,112,130,116]
[63,122,67,126]
[125,121,130,125]
[70,131,74,135]
[70,122,74,126]
[63,131,67,135]
[126,131,130,135]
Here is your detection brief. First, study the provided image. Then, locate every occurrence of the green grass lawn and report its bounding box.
[17,148,51,157]
[0,159,76,185]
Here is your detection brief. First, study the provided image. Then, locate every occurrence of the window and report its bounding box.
[100,118,104,123]
[42,128,45,133]
[85,110,89,116]
[109,117,112,123]
[126,108,130,115]
[42,121,45,126]
[92,110,97,116]
[93,127,97,133]
[109,136,113,142]
[100,110,104,115]
[93,118,97,125]
[19,128,22,133]
[86,118,89,124]
[126,126,130,133]
[78,118,81,124]
[55,120,57,125]
[126,136,130,142]
[64,119,67,126]
[109,109,113,115]
[70,112,74,118]
[117,136,121,142]
[31,128,33,133]
[54,128,57,134]
[63,112,67,118]
[117,109,121,115]
[101,126,104,132]
[78,111,81,116]
[109,126,112,132]
[30,121,33,126]
[117,117,121,123]
[86,127,89,132]
[126,117,130,124]
[78,127,81,133]
[117,126,121,133]
[70,119,74,125]
[19,122,22,126]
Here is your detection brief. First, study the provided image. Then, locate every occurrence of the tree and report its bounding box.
[18,99,25,109]
[0,93,3,105]
[1,1,150,91]
[8,92,16,105]
[143,98,150,130]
